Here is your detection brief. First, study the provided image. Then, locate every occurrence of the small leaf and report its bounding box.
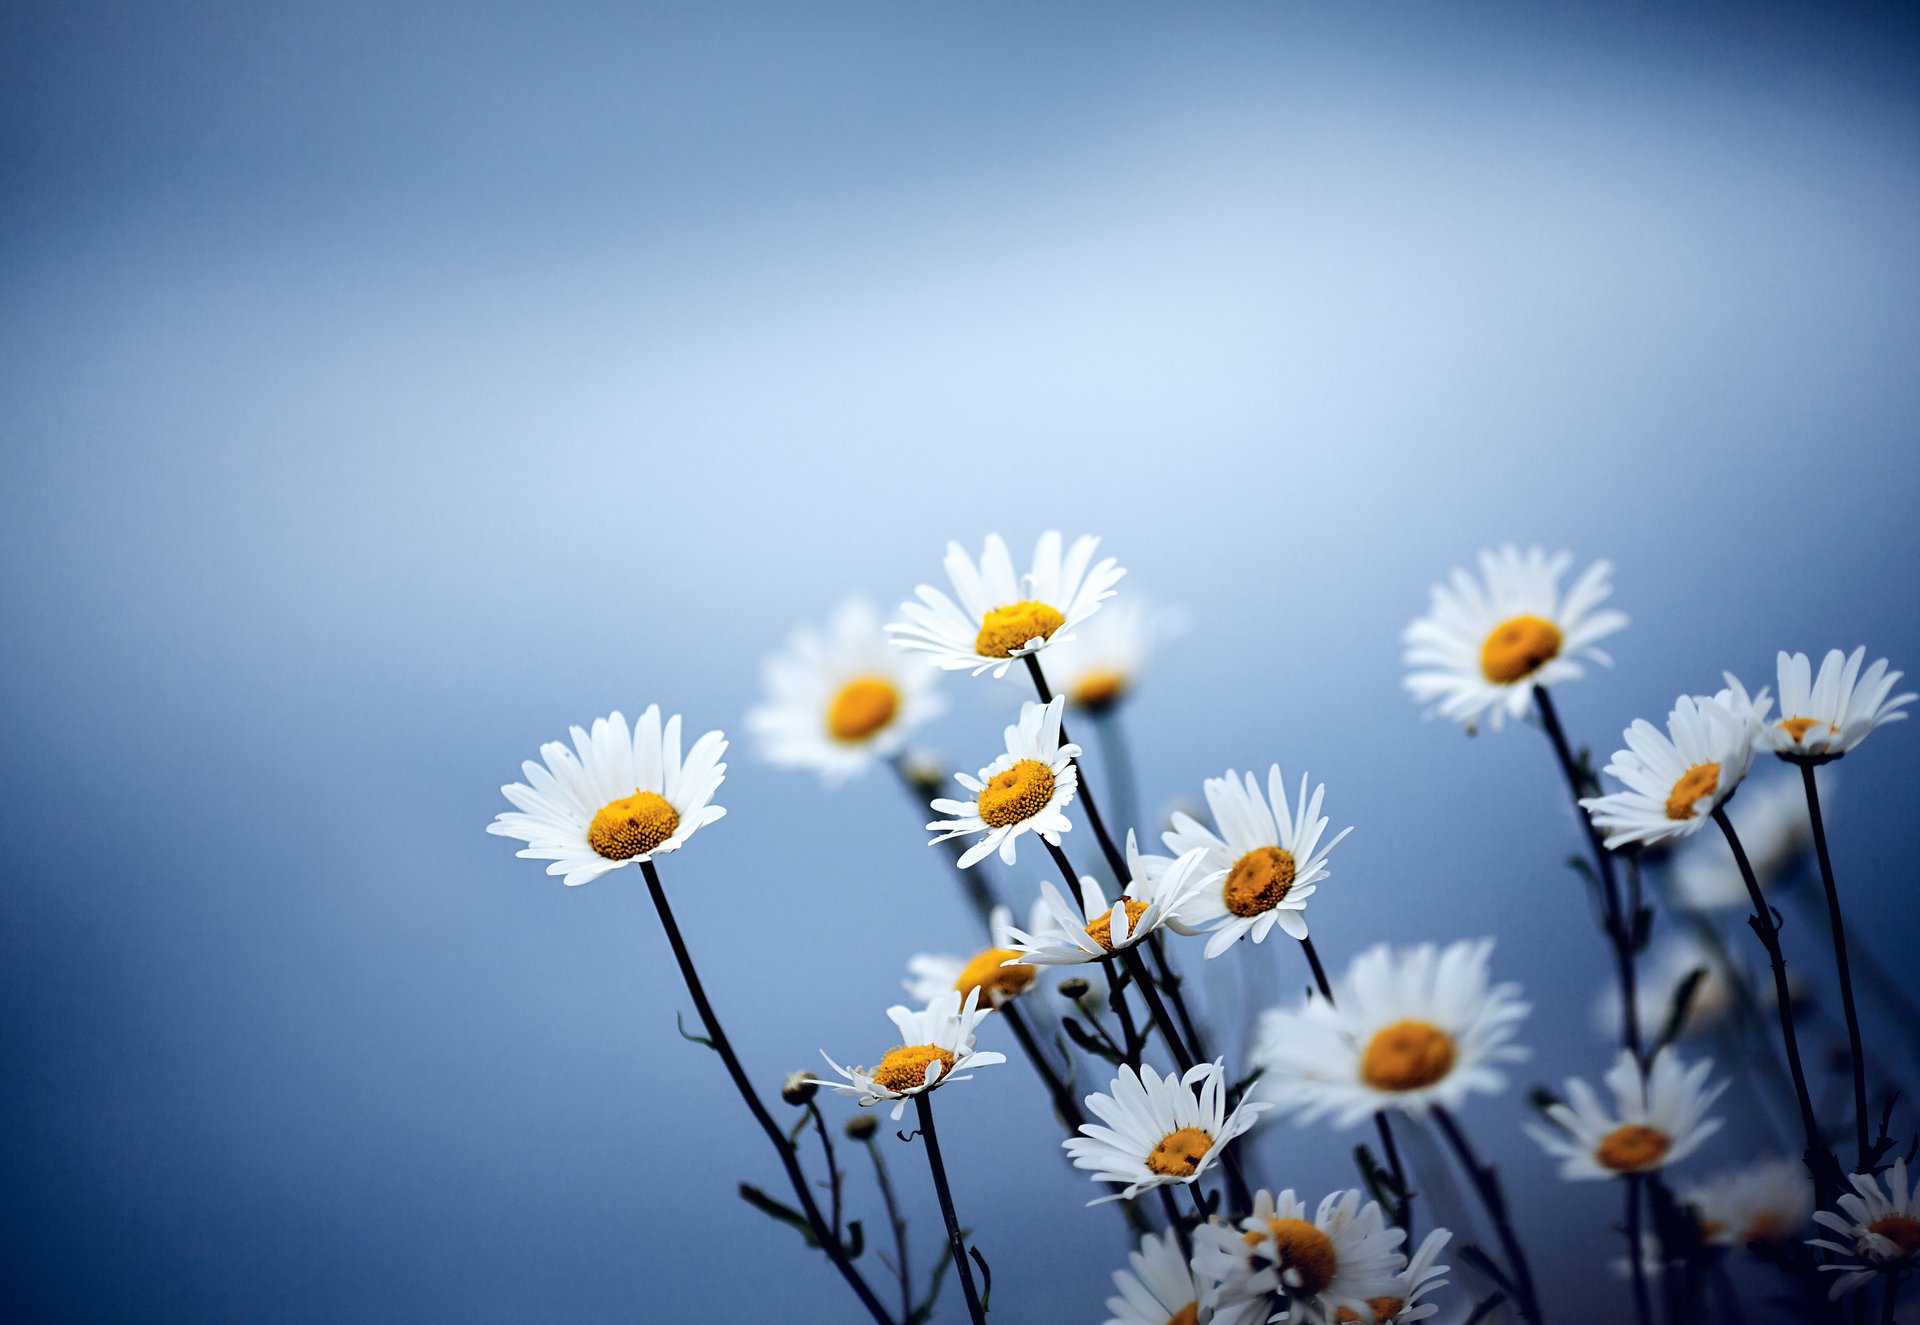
[1463,1290,1510,1325]
[737,1183,818,1248]
[675,1011,715,1049]
[970,1245,992,1309]
[1061,1017,1123,1065]
[1655,968,1707,1051]
[844,1219,864,1260]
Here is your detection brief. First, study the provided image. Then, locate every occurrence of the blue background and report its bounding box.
[4,3,1917,1321]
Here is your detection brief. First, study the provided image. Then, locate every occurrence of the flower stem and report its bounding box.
[860,1134,912,1325]
[1024,653,1129,879]
[1432,1103,1543,1325]
[914,1091,987,1325]
[1624,1175,1653,1325]
[1000,1001,1085,1130]
[1798,761,1872,1168]
[890,754,1001,924]
[1145,933,1210,1064]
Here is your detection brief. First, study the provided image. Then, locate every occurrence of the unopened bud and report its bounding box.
[1059,977,1091,1000]
[781,1072,818,1106]
[844,1113,879,1141]
[900,750,947,796]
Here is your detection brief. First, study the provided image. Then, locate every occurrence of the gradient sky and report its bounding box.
[4,3,1919,1321]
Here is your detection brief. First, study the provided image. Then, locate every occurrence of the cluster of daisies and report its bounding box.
[485,531,1914,1324]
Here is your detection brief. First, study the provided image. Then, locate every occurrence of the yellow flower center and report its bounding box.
[1084,899,1151,951]
[975,600,1067,658]
[1247,1217,1338,1299]
[1223,846,1296,917]
[976,758,1057,828]
[1335,1300,1407,1324]
[1479,614,1563,684]
[872,1043,957,1093]
[1743,1213,1786,1244]
[1070,667,1130,711]
[1595,1123,1672,1172]
[825,676,900,742]
[1664,762,1720,821]
[1165,1305,1198,1325]
[1360,1019,1457,1092]
[1870,1215,1920,1257]
[586,789,680,860]
[1145,1126,1214,1177]
[953,947,1036,1002]
[1780,715,1819,743]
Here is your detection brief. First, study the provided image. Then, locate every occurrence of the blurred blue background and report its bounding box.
[4,2,1918,1320]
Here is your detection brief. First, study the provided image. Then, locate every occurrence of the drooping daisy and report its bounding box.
[1064,1060,1271,1204]
[1195,1187,1408,1325]
[1592,934,1734,1046]
[1251,939,1530,1127]
[1151,766,1352,957]
[810,987,1007,1121]
[1809,1158,1920,1299]
[1042,596,1183,714]
[1762,647,1914,763]
[926,696,1080,868]
[1105,1230,1215,1325]
[1685,1156,1813,1249]
[1401,545,1628,732]
[745,597,945,786]
[1579,682,1770,850]
[1525,1048,1727,1181]
[487,706,727,886]
[1003,844,1216,967]
[887,531,1126,678]
[1668,770,1820,910]
[903,901,1049,1008]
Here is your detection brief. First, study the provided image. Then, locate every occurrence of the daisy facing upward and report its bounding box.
[809,987,1006,1121]
[1525,1047,1727,1182]
[926,695,1080,868]
[1063,1059,1270,1204]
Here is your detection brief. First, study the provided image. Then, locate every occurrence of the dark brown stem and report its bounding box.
[1798,760,1871,1167]
[914,1092,987,1325]
[1024,652,1128,879]
[1301,935,1413,1235]
[1432,1103,1543,1325]
[1625,1175,1653,1325]
[860,1135,912,1324]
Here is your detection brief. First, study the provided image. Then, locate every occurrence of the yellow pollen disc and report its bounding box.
[586,789,680,860]
[1595,1123,1672,1172]
[872,1043,957,1094]
[1223,846,1297,917]
[1870,1215,1920,1256]
[1360,1019,1457,1092]
[975,599,1066,659]
[1070,667,1130,712]
[1780,715,1819,743]
[1664,762,1721,821]
[1743,1213,1786,1244]
[1479,614,1564,684]
[1145,1126,1213,1177]
[1084,899,1151,951]
[826,675,900,742]
[1260,1217,1338,1299]
[1165,1304,1198,1325]
[953,947,1035,1002]
[976,758,1057,828]
[1335,1299,1407,1324]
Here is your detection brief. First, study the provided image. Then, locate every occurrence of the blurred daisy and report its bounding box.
[903,901,1047,1008]
[1151,766,1352,957]
[1809,1158,1920,1299]
[1592,934,1734,1046]
[1685,1156,1813,1249]
[745,597,945,786]
[1195,1187,1407,1325]
[1762,647,1914,763]
[1252,939,1530,1127]
[1065,1059,1270,1204]
[1579,683,1769,850]
[927,696,1079,868]
[487,706,727,886]
[1042,597,1183,714]
[1401,545,1628,732]
[888,531,1126,678]
[1004,843,1215,966]
[810,987,1007,1121]
[1668,770,1819,910]
[1333,1229,1453,1324]
[1526,1048,1727,1181]
[1105,1231,1214,1325]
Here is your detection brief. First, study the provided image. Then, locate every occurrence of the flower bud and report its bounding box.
[781,1072,818,1107]
[1058,977,1091,1000]
[844,1112,879,1141]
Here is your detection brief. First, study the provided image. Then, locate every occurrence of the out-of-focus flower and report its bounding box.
[1103,1231,1214,1325]
[1592,934,1735,1045]
[903,901,1047,1007]
[808,988,1006,1121]
[1762,647,1913,762]
[1042,596,1183,714]
[1685,1155,1813,1249]
[1668,769,1820,910]
[1526,1048,1726,1181]
[926,696,1079,868]
[1064,1060,1269,1204]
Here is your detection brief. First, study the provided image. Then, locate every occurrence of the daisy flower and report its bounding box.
[745,597,945,786]
[887,531,1126,678]
[487,705,727,886]
[1525,1048,1727,1181]
[903,901,1048,1008]
[1003,843,1215,967]
[1151,766,1352,957]
[1685,1156,1813,1249]
[1251,939,1530,1127]
[926,696,1079,868]
[810,987,1007,1121]
[1579,681,1769,850]
[1762,647,1914,763]
[1592,934,1734,1046]
[1809,1158,1920,1299]
[1064,1060,1271,1204]
[1195,1187,1407,1325]
[1042,596,1183,714]
[1105,1231,1215,1325]
[1359,1229,1453,1324]
[1668,769,1820,910]
[1401,545,1628,732]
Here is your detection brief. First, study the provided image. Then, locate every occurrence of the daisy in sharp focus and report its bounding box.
[1668,769,1821,910]
[809,987,1007,1121]
[487,705,726,886]
[1065,1059,1270,1204]
[887,530,1126,678]
[745,597,945,786]
[1251,939,1530,1127]
[1003,840,1216,966]
[1401,545,1628,732]
[1809,1158,1920,1299]
[1685,1155,1813,1250]
[903,901,1049,1008]
[1762,647,1914,763]
[1041,596,1183,714]
[1579,678,1769,850]
[1525,1047,1727,1181]
[1194,1187,1408,1325]
[1104,1230,1215,1325]
[926,695,1079,868]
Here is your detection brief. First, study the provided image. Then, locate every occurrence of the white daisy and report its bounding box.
[927,696,1080,868]
[1105,1230,1215,1325]
[809,987,1007,1121]
[887,531,1126,678]
[1003,843,1216,967]
[1668,769,1820,910]
[1592,934,1734,1046]
[1809,1159,1920,1299]
[1251,939,1530,1127]
[1762,647,1914,763]
[1042,596,1183,714]
[745,597,945,786]
[1065,1060,1271,1204]
[1401,545,1628,732]
[1367,1229,1453,1324]
[1685,1156,1813,1249]
[1195,1187,1408,1325]
[1151,766,1352,957]
[902,901,1049,1008]
[1579,681,1769,850]
[487,705,727,886]
[1525,1048,1727,1181]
